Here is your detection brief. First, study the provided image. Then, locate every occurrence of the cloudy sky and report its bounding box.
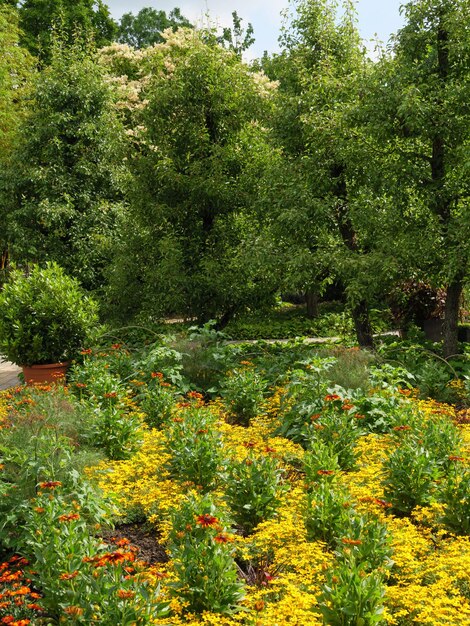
[106,0,405,58]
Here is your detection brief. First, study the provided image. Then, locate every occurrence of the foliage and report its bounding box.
[0,262,99,365]
[221,363,267,426]
[168,493,244,614]
[5,41,126,291]
[108,28,281,325]
[18,0,116,60]
[224,450,287,534]
[117,6,192,48]
[217,10,255,58]
[165,404,224,491]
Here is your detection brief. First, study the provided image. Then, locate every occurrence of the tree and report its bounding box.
[262,0,383,347]
[217,11,255,58]
[108,29,280,325]
[0,5,33,277]
[18,0,116,60]
[117,6,192,48]
[370,0,470,356]
[4,40,127,291]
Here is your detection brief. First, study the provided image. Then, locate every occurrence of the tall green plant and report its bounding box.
[5,40,127,291]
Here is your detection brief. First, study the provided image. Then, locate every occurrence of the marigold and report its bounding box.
[38,481,61,489]
[64,606,84,616]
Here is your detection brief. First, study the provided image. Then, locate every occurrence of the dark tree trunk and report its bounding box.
[443,275,464,358]
[305,290,319,318]
[352,300,374,349]
[216,305,238,331]
[332,163,374,350]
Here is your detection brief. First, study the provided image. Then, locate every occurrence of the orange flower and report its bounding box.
[187,391,203,399]
[111,343,122,350]
[26,603,42,611]
[117,589,135,600]
[103,392,117,398]
[317,470,335,476]
[341,538,362,546]
[448,455,465,462]
[151,372,164,379]
[354,413,365,419]
[310,413,322,421]
[59,571,79,580]
[33,507,45,514]
[58,513,80,523]
[38,481,62,489]
[80,349,92,355]
[75,382,87,389]
[393,425,411,431]
[214,533,231,544]
[11,586,30,596]
[254,600,265,611]
[64,606,84,616]
[342,403,354,411]
[195,514,219,528]
[324,394,341,401]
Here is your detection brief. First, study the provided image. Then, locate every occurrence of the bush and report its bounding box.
[0,263,99,365]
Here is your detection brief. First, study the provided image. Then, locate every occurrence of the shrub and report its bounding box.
[0,262,99,366]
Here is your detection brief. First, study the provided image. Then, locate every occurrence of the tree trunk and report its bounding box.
[305,290,319,318]
[443,275,464,358]
[352,300,374,350]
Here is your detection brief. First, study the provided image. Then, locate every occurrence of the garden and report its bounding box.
[1,0,470,623]
[0,304,470,624]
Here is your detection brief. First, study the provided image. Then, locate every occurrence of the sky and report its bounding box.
[106,0,406,59]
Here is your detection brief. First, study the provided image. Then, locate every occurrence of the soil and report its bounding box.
[100,523,169,565]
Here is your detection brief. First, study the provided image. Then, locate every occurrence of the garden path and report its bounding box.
[0,359,21,390]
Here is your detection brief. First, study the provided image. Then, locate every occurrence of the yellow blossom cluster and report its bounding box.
[88,391,470,625]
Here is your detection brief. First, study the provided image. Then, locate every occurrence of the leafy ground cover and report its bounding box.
[0,338,470,625]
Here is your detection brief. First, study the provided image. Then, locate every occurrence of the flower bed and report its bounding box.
[0,342,469,625]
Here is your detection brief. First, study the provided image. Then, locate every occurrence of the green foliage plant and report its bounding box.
[6,40,126,291]
[276,356,336,442]
[168,494,244,615]
[304,480,353,547]
[224,450,287,534]
[438,457,470,535]
[165,405,224,491]
[221,363,267,426]
[302,392,362,470]
[21,486,168,623]
[0,262,99,366]
[382,440,439,515]
[318,564,387,626]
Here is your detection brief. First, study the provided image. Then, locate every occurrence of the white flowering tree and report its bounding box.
[104,29,281,325]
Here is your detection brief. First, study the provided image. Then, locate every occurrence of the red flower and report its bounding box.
[214,533,231,544]
[324,394,341,402]
[58,513,80,523]
[151,371,164,379]
[80,349,92,355]
[195,514,219,527]
[38,481,62,489]
[59,571,79,580]
[448,455,465,462]
[317,470,335,476]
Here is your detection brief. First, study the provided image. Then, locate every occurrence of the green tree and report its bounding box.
[18,0,116,60]
[0,5,33,277]
[263,0,382,347]
[117,6,192,48]
[4,40,127,291]
[217,10,255,58]
[109,29,280,325]
[370,0,470,356]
